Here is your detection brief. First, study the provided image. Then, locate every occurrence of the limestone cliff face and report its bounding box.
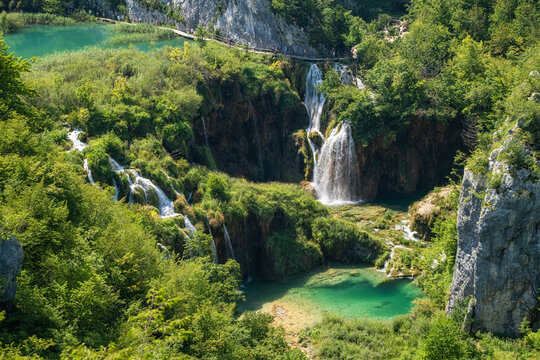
[122,0,319,55]
[0,236,23,306]
[446,131,540,337]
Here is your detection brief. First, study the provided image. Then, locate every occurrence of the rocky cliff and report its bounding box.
[192,96,306,183]
[356,116,464,200]
[446,128,540,337]
[121,0,319,55]
[0,235,23,307]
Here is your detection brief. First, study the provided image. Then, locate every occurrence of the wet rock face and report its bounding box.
[192,98,306,183]
[0,236,23,306]
[447,137,540,337]
[356,117,464,200]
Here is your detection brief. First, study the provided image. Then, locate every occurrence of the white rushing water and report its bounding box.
[223,224,236,260]
[83,159,95,184]
[305,64,361,206]
[109,157,181,219]
[313,123,360,205]
[67,129,88,152]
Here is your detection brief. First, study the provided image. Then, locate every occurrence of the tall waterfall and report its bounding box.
[313,123,359,205]
[223,224,236,260]
[304,64,360,205]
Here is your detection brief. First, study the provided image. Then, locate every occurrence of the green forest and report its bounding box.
[0,0,539,359]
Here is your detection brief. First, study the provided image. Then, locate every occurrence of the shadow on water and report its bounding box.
[372,188,431,212]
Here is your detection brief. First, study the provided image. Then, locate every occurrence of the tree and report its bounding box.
[0,36,34,119]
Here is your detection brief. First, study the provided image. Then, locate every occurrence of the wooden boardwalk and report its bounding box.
[97,17,344,62]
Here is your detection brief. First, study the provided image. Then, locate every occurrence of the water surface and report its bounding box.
[3,24,189,58]
[240,265,423,320]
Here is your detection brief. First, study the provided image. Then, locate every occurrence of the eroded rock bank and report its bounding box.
[0,235,23,307]
[447,130,540,337]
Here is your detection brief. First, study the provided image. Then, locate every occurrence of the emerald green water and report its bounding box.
[240,265,423,319]
[3,24,189,58]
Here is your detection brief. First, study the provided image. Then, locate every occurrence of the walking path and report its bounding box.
[97,17,344,62]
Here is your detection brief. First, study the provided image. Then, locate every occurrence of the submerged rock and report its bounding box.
[447,133,540,337]
[0,235,23,306]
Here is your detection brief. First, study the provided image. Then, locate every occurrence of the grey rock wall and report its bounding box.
[447,132,540,337]
[0,236,23,306]
[121,0,319,55]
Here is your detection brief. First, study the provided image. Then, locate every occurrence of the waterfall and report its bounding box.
[223,224,236,260]
[67,129,88,152]
[206,214,219,263]
[304,65,360,205]
[187,191,193,205]
[83,159,95,184]
[248,101,265,181]
[112,178,120,201]
[305,64,326,140]
[313,123,360,205]
[201,116,210,148]
[355,77,365,90]
[109,157,180,219]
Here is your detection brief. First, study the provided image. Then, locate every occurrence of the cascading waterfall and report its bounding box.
[304,64,360,205]
[67,129,88,152]
[83,159,95,184]
[223,224,236,260]
[206,214,219,263]
[108,157,194,224]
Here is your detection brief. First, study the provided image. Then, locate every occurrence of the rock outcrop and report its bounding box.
[409,186,457,240]
[0,235,23,306]
[121,0,319,55]
[446,130,540,337]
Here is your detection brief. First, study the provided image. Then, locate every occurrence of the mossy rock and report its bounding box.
[146,187,160,209]
[308,130,324,148]
[132,187,146,205]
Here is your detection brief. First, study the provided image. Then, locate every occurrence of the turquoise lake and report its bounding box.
[3,23,189,58]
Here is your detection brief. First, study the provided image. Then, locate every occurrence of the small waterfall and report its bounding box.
[304,65,360,205]
[83,159,95,184]
[201,116,210,148]
[187,191,193,205]
[206,214,219,263]
[355,77,365,90]
[334,63,354,85]
[109,157,178,219]
[223,224,236,260]
[112,178,120,201]
[67,129,88,152]
[248,101,265,181]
